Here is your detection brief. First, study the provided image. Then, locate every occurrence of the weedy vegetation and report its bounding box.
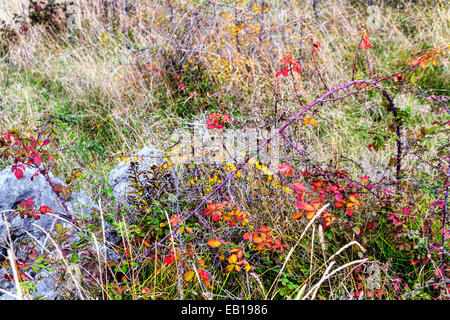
[0,0,448,300]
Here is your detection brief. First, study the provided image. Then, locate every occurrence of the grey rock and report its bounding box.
[32,272,58,300]
[107,145,164,202]
[0,165,117,300]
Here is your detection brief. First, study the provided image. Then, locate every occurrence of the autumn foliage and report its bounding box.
[0,0,448,301]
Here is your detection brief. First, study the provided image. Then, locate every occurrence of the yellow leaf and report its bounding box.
[306,211,316,219]
[228,254,238,264]
[304,116,317,127]
[183,271,195,282]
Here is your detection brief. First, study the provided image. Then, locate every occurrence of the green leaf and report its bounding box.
[55,223,63,233]
[71,253,79,263]
[34,256,45,264]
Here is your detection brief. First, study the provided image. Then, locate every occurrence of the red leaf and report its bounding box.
[434,268,443,276]
[31,171,39,181]
[393,73,404,82]
[33,155,41,166]
[243,232,252,241]
[212,211,222,222]
[292,182,306,194]
[292,63,301,74]
[278,163,294,176]
[14,169,24,180]
[199,269,209,280]
[312,41,321,54]
[39,206,53,214]
[164,255,175,265]
[276,68,289,78]
[360,35,373,49]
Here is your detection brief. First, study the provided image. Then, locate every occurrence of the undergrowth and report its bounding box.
[0,0,448,300]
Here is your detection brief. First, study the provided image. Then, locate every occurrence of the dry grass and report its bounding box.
[1,1,447,180]
[0,0,448,300]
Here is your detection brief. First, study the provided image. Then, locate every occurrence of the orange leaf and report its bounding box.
[226,264,235,273]
[229,248,244,259]
[207,238,221,248]
[304,116,317,127]
[292,212,303,219]
[306,211,317,219]
[335,201,345,208]
[253,236,263,244]
[228,254,238,264]
[142,240,150,248]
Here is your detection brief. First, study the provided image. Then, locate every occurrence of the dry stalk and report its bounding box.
[266,203,329,299]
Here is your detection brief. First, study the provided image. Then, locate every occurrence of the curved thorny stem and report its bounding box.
[144,79,367,256]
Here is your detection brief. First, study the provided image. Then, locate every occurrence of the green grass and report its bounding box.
[0,0,448,300]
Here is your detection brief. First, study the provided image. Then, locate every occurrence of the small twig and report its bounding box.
[379,89,402,183]
[440,163,449,270]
